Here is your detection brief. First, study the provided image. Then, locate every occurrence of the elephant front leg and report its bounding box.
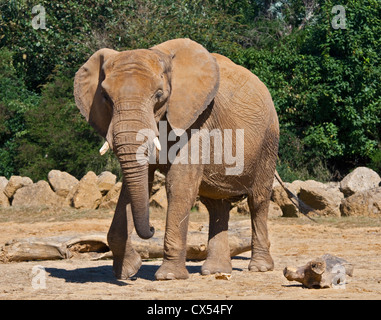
[107,183,142,280]
[155,165,203,280]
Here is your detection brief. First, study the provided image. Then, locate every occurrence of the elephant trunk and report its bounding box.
[112,104,156,240]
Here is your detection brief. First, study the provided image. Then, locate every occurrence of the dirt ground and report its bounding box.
[0,207,380,300]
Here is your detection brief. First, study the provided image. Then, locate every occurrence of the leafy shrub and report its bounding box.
[0,0,380,182]
[0,48,39,178]
[17,72,122,181]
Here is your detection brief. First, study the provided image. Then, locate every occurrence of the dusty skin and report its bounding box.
[0,207,380,300]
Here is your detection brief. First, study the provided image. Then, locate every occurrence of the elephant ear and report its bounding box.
[74,48,118,137]
[151,38,219,132]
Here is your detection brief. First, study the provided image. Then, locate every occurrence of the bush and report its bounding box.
[0,48,39,178]
[369,148,381,176]
[241,0,381,179]
[1,0,380,182]
[17,72,122,181]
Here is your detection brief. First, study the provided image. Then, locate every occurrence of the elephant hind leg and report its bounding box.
[247,191,274,272]
[247,163,276,272]
[200,197,232,275]
[248,127,278,272]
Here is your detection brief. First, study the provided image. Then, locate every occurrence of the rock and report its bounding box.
[340,187,381,217]
[340,167,381,197]
[269,201,282,218]
[230,198,249,215]
[0,192,10,208]
[298,180,343,217]
[271,182,299,217]
[0,177,8,190]
[48,170,79,198]
[97,171,117,195]
[72,171,102,209]
[0,177,10,208]
[12,180,63,208]
[272,180,343,217]
[99,182,122,209]
[152,170,165,194]
[4,176,33,199]
[150,186,168,210]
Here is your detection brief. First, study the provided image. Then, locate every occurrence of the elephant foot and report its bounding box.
[112,249,142,280]
[248,253,274,272]
[155,261,189,280]
[201,258,232,275]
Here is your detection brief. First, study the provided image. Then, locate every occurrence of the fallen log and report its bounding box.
[0,223,252,262]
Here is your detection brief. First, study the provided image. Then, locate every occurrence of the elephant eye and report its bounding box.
[155,90,164,99]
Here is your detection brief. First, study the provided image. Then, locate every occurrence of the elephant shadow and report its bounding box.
[45,265,128,286]
[45,263,202,285]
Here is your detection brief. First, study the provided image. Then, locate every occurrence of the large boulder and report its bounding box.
[298,180,343,217]
[0,192,10,208]
[149,171,167,210]
[150,186,168,210]
[71,171,102,209]
[0,177,10,208]
[152,170,165,194]
[97,171,117,195]
[271,181,302,217]
[340,187,381,217]
[0,177,8,190]
[12,180,63,207]
[230,198,282,218]
[48,170,79,198]
[4,176,33,199]
[99,182,122,209]
[272,180,344,217]
[340,167,381,197]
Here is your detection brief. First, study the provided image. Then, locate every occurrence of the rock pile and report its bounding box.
[0,167,380,217]
[271,167,381,217]
[0,170,119,210]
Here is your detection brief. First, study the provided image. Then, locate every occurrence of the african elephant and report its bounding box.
[74,38,279,280]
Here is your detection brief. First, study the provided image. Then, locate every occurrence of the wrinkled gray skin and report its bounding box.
[284,254,354,288]
[74,39,279,280]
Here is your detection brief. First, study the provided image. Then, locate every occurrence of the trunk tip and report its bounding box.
[136,225,155,240]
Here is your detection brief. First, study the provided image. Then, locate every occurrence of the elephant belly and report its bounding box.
[199,167,253,199]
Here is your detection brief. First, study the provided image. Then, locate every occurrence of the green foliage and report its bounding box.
[0,48,39,178]
[1,0,112,90]
[369,147,381,175]
[0,0,380,181]
[240,0,380,179]
[17,72,121,181]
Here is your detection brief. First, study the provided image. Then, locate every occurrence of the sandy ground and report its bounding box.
[0,209,380,300]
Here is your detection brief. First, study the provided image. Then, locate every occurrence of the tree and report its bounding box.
[0,48,39,178]
[240,0,381,179]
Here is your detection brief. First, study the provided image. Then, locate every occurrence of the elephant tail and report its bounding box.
[274,171,317,222]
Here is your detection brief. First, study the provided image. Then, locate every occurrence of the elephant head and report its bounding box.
[74,39,220,239]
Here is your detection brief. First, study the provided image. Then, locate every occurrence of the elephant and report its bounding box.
[74,38,279,280]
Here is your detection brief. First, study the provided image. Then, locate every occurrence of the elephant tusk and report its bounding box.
[99,141,110,155]
[153,137,161,151]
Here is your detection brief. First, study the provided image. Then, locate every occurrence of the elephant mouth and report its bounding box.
[98,136,161,156]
